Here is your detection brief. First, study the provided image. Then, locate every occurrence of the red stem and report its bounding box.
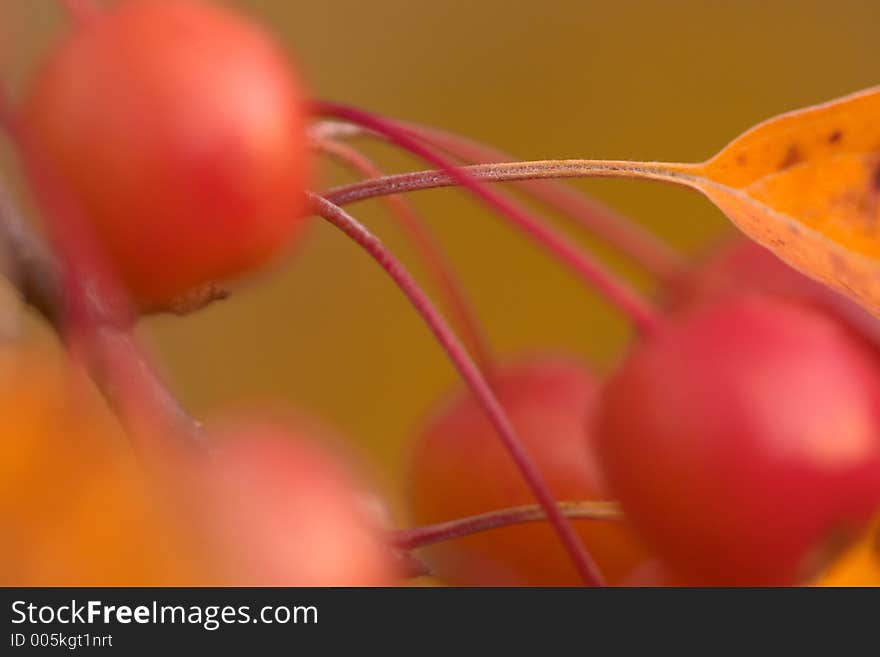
[402,123,686,282]
[316,138,495,373]
[312,102,659,334]
[392,501,621,551]
[309,193,605,587]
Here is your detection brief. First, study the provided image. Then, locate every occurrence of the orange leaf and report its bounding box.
[676,86,880,316]
[573,87,880,315]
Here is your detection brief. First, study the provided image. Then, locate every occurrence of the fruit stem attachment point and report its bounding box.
[312,102,660,334]
[315,137,495,373]
[392,500,622,551]
[309,192,606,587]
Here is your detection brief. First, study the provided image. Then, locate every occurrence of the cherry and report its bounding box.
[408,356,647,585]
[23,0,310,309]
[595,293,880,585]
[198,415,398,586]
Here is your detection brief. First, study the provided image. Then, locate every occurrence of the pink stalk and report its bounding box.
[392,501,621,551]
[313,101,660,334]
[309,192,606,587]
[315,119,684,282]
[401,123,686,282]
[316,138,495,372]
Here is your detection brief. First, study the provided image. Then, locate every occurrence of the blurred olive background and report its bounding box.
[2,0,879,511]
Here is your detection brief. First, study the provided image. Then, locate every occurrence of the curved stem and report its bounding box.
[316,138,495,373]
[392,501,622,551]
[326,159,695,207]
[321,119,686,282]
[309,192,605,587]
[409,125,687,280]
[313,102,660,334]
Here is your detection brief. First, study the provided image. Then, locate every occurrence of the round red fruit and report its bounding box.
[199,416,397,587]
[24,0,311,308]
[409,356,647,586]
[595,293,880,585]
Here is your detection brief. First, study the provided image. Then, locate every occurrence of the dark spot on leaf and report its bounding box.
[779,145,803,170]
[736,154,748,166]
[828,130,843,144]
[873,161,880,192]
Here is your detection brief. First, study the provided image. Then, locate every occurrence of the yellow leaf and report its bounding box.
[679,87,880,317]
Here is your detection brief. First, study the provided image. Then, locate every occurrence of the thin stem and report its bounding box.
[325,159,696,207]
[309,192,606,587]
[59,0,101,25]
[403,123,687,282]
[392,501,622,551]
[313,102,660,334]
[316,137,495,372]
[315,118,686,282]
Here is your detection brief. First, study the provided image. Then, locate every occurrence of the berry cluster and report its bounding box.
[1,0,878,587]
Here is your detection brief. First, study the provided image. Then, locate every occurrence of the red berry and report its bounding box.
[595,293,880,585]
[199,416,397,586]
[409,356,647,585]
[24,0,311,308]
